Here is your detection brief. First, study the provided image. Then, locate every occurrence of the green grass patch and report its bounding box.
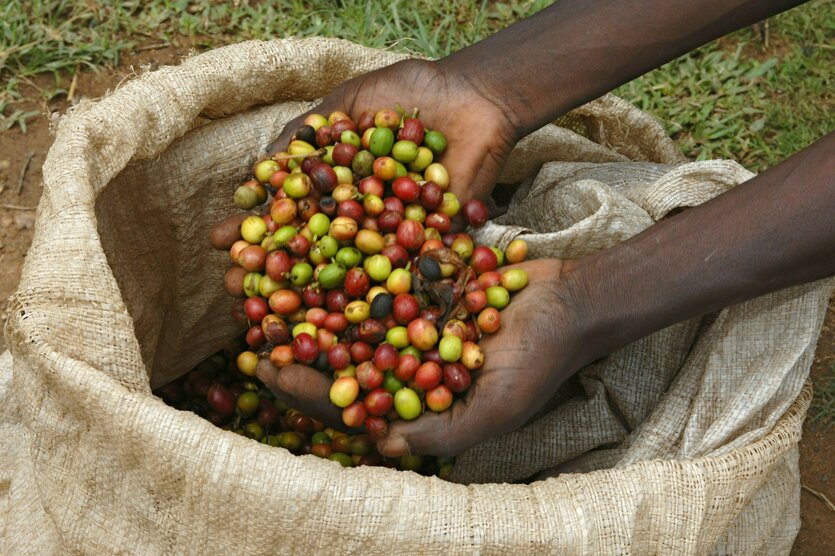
[615,0,834,171]
[1,0,832,171]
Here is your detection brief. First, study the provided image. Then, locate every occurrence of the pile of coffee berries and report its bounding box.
[154,347,453,475]
[220,107,529,433]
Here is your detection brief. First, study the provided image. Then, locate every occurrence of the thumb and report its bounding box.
[255,359,345,429]
[376,391,493,458]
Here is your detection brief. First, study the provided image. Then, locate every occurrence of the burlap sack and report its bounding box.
[1,39,830,554]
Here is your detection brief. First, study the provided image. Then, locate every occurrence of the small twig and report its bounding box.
[135,42,170,52]
[802,485,835,513]
[16,152,34,195]
[67,67,79,103]
[0,203,36,211]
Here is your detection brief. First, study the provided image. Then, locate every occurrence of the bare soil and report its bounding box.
[0,44,831,553]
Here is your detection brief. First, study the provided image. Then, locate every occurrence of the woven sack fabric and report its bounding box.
[1,39,830,555]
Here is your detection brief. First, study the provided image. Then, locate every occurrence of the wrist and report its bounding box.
[556,251,634,366]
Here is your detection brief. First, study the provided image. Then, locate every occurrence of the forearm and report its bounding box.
[570,132,835,363]
[442,0,808,138]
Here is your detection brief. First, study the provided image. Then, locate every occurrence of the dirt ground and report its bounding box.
[1,45,832,553]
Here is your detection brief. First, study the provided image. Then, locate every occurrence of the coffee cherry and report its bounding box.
[398,118,425,144]
[333,143,359,167]
[505,239,528,263]
[462,199,489,228]
[344,268,371,299]
[378,211,403,234]
[293,333,319,365]
[236,351,258,376]
[309,162,338,193]
[392,176,421,203]
[442,363,471,393]
[396,220,425,252]
[477,307,501,333]
[234,185,259,210]
[501,269,529,292]
[386,326,410,349]
[345,300,371,324]
[356,361,384,391]
[330,216,358,241]
[269,289,301,315]
[330,377,360,408]
[426,384,453,412]
[394,388,422,421]
[463,289,488,313]
[407,318,438,351]
[342,402,368,428]
[369,292,393,320]
[364,254,392,282]
[350,341,374,363]
[364,388,394,416]
[423,130,447,155]
[357,318,387,344]
[393,293,420,324]
[460,341,484,370]
[270,345,295,368]
[470,246,498,275]
[374,109,400,130]
[373,344,400,372]
[439,336,463,362]
[373,156,398,181]
[207,384,235,417]
[243,296,269,323]
[378,245,407,270]
[392,140,419,163]
[477,271,502,290]
[486,286,510,310]
[369,127,395,157]
[425,163,449,189]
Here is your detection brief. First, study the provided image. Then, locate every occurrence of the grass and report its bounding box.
[615,0,834,170]
[2,1,832,168]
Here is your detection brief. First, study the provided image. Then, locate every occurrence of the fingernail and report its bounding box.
[255,359,275,383]
[378,434,408,457]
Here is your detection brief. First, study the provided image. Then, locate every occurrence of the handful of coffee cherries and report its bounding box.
[222,106,529,439]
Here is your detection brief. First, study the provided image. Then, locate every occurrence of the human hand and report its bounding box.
[250,257,589,454]
[374,258,588,457]
[267,58,517,204]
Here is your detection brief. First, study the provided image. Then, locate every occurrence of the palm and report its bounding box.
[379,259,580,457]
[269,59,516,203]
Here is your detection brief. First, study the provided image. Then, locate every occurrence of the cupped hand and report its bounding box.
[250,257,590,455]
[267,58,517,203]
[375,258,588,457]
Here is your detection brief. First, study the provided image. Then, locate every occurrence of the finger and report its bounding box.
[255,358,345,430]
[444,141,510,204]
[210,212,249,250]
[376,387,500,458]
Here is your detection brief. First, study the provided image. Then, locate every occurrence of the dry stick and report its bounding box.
[16,152,34,195]
[0,204,36,211]
[802,485,835,513]
[67,68,79,104]
[135,42,169,52]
